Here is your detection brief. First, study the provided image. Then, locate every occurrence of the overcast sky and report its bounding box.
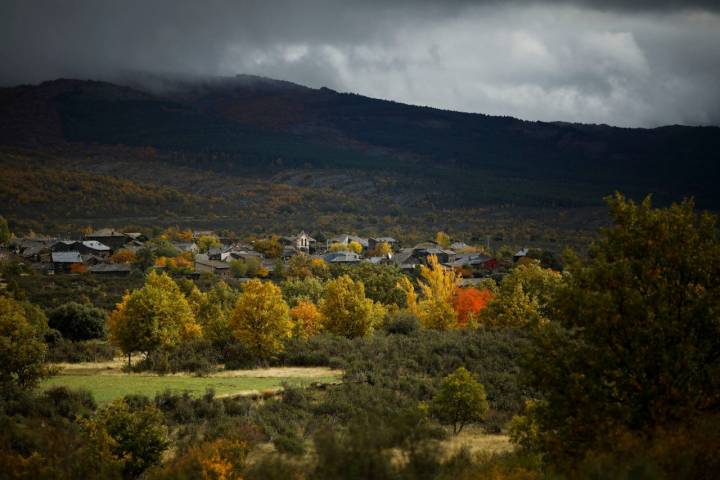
[1,0,719,127]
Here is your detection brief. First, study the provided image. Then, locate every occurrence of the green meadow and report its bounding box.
[41,364,341,404]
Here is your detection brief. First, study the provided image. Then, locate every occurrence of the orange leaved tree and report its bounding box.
[452,288,494,327]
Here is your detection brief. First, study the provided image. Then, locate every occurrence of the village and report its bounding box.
[6,227,531,282]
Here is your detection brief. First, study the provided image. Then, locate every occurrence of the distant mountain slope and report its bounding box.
[1,75,718,207]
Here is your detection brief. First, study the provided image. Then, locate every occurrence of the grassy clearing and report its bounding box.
[40,362,342,404]
[439,425,514,458]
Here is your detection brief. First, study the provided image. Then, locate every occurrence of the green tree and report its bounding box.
[480,262,562,327]
[108,271,201,366]
[133,246,157,271]
[0,215,11,245]
[229,259,248,278]
[151,240,181,258]
[430,367,489,434]
[83,399,168,479]
[197,235,221,254]
[524,194,720,465]
[229,279,291,358]
[331,263,405,306]
[0,296,48,390]
[48,302,107,341]
[281,277,325,307]
[196,281,239,345]
[320,275,385,338]
[254,236,283,258]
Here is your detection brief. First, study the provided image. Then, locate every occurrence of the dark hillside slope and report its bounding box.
[0,76,718,207]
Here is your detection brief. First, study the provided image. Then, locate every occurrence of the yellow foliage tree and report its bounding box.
[399,255,461,330]
[435,231,451,248]
[480,261,562,327]
[197,235,222,253]
[108,271,202,366]
[321,275,385,337]
[229,279,291,358]
[290,300,323,339]
[110,249,136,264]
[329,241,363,254]
[369,241,392,257]
[348,240,363,254]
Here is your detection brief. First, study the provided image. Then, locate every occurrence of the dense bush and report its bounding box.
[383,310,420,335]
[46,338,117,363]
[48,302,107,341]
[132,339,221,375]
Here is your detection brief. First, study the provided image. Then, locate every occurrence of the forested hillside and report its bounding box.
[1,75,719,210]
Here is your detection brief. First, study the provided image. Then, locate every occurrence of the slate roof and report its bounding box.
[52,251,83,263]
[195,258,230,269]
[322,251,361,263]
[88,263,131,274]
[82,240,111,251]
[172,242,198,252]
[447,253,492,268]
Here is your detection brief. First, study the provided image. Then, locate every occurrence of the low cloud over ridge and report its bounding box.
[1,0,719,127]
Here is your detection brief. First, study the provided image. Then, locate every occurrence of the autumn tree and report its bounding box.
[0,296,48,390]
[430,367,489,434]
[524,194,720,466]
[480,261,562,327]
[452,288,494,327]
[286,254,329,279]
[110,249,136,264]
[399,255,461,330]
[286,253,313,279]
[435,231,451,248]
[368,241,392,257]
[321,275,385,338]
[329,241,363,254]
[253,236,283,258]
[229,279,291,358]
[108,271,201,366]
[159,225,193,242]
[149,437,248,479]
[290,300,323,339]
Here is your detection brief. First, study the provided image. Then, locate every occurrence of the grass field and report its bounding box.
[41,361,342,404]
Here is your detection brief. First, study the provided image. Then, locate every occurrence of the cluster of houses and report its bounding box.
[8,228,524,279]
[9,229,147,275]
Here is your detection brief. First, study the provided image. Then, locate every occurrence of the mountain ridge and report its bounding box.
[1,75,719,209]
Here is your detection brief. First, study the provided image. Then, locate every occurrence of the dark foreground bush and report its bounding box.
[46,338,117,363]
[48,302,107,341]
[132,339,221,375]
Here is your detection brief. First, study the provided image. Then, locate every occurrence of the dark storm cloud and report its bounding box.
[1,0,719,126]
